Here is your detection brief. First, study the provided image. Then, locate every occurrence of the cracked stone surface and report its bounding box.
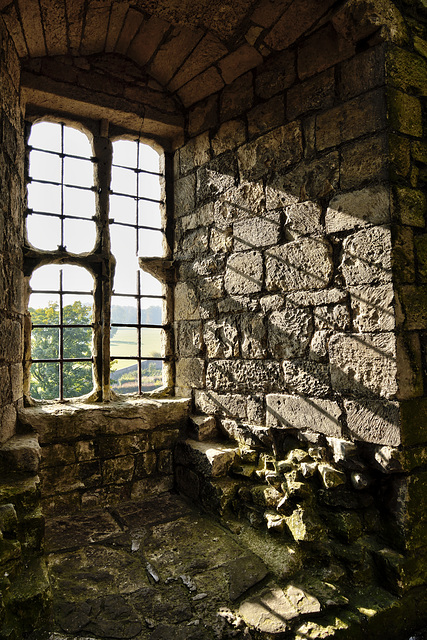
[40,493,271,639]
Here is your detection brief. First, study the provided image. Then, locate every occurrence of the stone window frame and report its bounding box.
[23,113,175,403]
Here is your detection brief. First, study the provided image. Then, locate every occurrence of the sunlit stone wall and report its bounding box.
[173,5,427,585]
[173,30,396,444]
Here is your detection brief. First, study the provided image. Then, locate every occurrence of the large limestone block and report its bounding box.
[266,152,339,209]
[266,238,333,292]
[238,121,302,182]
[268,306,313,359]
[284,201,323,237]
[174,282,200,321]
[204,317,239,358]
[341,225,392,286]
[282,359,331,397]
[214,181,265,231]
[207,360,282,393]
[350,284,395,332]
[225,251,263,295]
[329,332,397,399]
[345,398,400,446]
[266,394,342,437]
[325,185,390,233]
[176,358,205,388]
[233,212,280,251]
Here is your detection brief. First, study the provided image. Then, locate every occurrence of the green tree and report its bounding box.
[30,301,93,400]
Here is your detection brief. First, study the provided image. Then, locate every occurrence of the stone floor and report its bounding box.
[38,492,273,640]
[31,492,427,640]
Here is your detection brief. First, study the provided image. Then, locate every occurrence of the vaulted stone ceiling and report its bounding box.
[0,0,340,110]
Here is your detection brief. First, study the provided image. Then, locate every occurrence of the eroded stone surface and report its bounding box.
[265,238,334,292]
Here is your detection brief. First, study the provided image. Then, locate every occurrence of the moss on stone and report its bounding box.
[388,88,423,137]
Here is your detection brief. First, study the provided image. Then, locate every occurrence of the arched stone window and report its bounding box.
[24,119,172,401]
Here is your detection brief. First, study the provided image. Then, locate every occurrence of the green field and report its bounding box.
[110,328,161,360]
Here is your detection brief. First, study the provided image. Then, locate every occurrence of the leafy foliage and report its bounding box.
[30,301,92,399]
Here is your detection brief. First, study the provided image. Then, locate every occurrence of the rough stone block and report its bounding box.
[282,359,331,397]
[313,303,350,332]
[298,24,354,80]
[220,72,253,121]
[240,585,298,634]
[176,358,205,388]
[196,152,237,205]
[394,187,426,227]
[341,134,388,189]
[268,304,313,359]
[214,181,266,229]
[204,317,239,359]
[398,284,427,330]
[238,121,302,182]
[174,173,195,217]
[189,415,218,441]
[287,68,335,120]
[316,89,386,151]
[179,132,210,175]
[339,45,385,100]
[266,394,342,437]
[189,94,218,137]
[134,451,157,478]
[329,333,397,399]
[388,88,423,137]
[41,443,75,468]
[350,284,395,332]
[211,119,246,156]
[207,360,282,393]
[174,282,200,321]
[386,47,427,97]
[255,49,295,99]
[285,506,325,542]
[317,463,346,489]
[247,94,285,138]
[266,151,339,208]
[340,226,392,286]
[179,439,237,477]
[194,390,248,419]
[265,0,335,50]
[0,434,40,474]
[176,320,203,357]
[218,44,262,85]
[233,212,280,251]
[345,398,400,446]
[415,235,427,283]
[240,313,267,359]
[283,201,323,237]
[325,185,390,233]
[266,237,333,292]
[224,250,263,295]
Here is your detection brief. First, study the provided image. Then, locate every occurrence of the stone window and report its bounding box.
[24,118,172,402]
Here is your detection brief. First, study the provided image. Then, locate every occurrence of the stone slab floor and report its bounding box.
[30,492,427,640]
[37,492,272,640]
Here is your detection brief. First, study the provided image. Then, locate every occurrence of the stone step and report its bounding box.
[0,434,41,476]
[188,414,218,441]
[175,439,238,478]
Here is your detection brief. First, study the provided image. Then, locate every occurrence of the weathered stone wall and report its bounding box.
[174,26,393,446]
[385,1,427,578]
[19,399,190,515]
[173,4,427,595]
[0,19,51,639]
[0,16,24,446]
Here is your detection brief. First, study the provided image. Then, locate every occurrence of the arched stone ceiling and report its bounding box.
[0,0,343,110]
